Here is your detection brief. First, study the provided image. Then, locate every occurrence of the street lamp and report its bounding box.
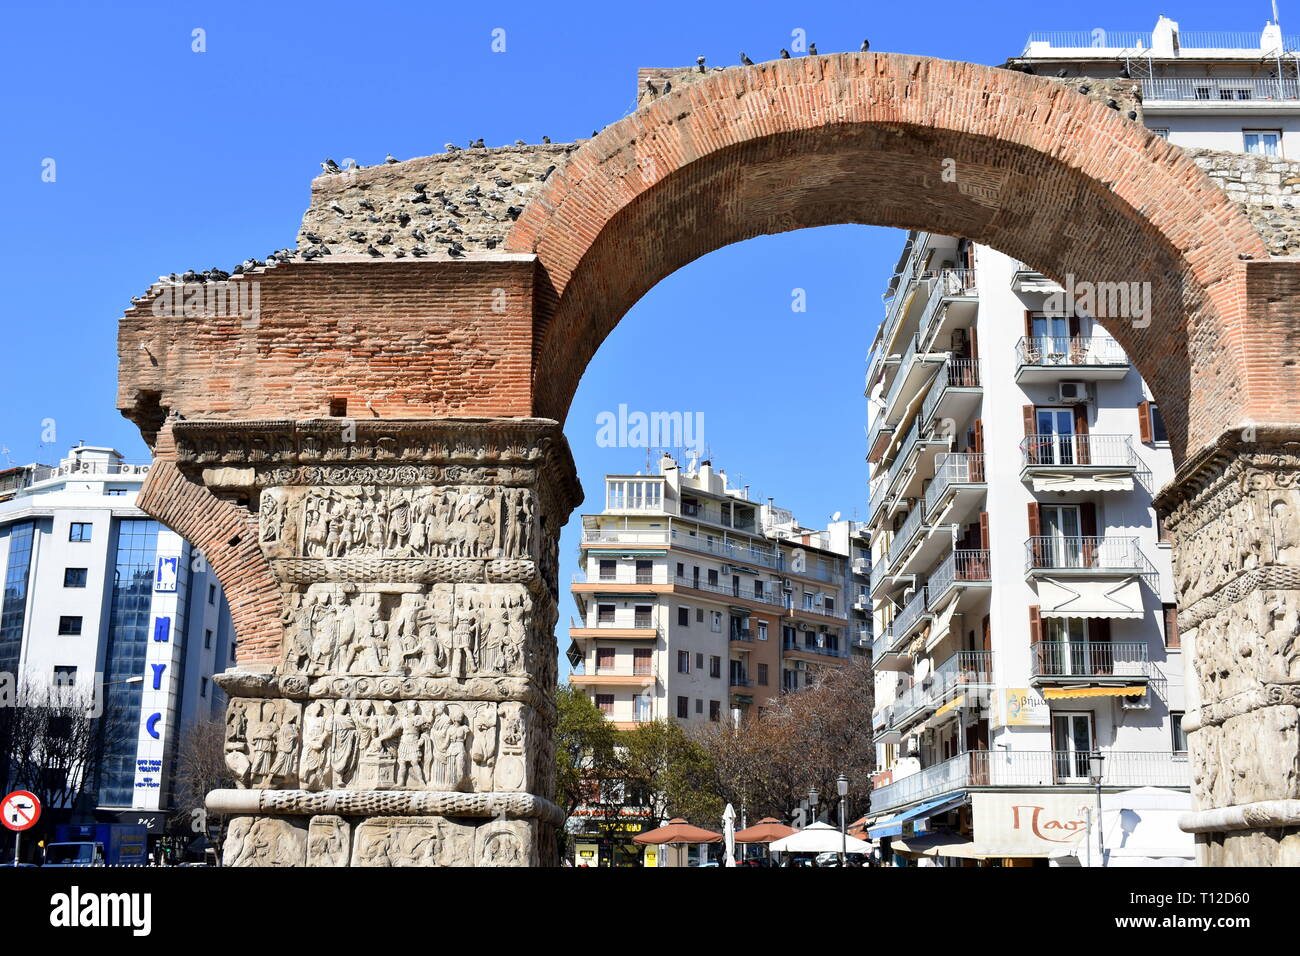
[837,773,849,866]
[808,787,819,826]
[1088,750,1105,868]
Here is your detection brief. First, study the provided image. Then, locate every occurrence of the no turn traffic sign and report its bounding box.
[1,791,41,832]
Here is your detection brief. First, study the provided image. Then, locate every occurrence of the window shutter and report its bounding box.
[1138,401,1153,443]
[979,511,990,550]
[1164,604,1181,648]
[1027,501,1041,537]
[968,325,979,360]
[1029,605,1043,643]
[1023,404,1036,438]
[1024,310,1034,338]
[1073,407,1091,465]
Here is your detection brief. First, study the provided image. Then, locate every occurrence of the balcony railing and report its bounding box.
[1032,641,1149,679]
[583,529,670,545]
[927,549,991,601]
[674,574,782,607]
[886,502,926,570]
[783,638,847,659]
[878,650,994,733]
[1021,434,1137,469]
[1015,335,1127,369]
[925,453,985,515]
[1142,75,1300,101]
[920,358,981,427]
[49,460,152,478]
[1025,536,1147,573]
[890,586,929,647]
[668,529,778,569]
[918,269,977,349]
[871,749,1189,813]
[1023,30,1152,50]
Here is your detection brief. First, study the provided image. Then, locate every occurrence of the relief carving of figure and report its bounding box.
[470,702,498,791]
[301,702,332,791]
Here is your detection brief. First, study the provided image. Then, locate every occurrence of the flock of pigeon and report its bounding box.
[132,39,1141,301]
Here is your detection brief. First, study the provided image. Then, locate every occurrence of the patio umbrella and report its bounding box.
[769,821,873,854]
[632,818,722,845]
[633,817,722,867]
[722,804,737,867]
[734,817,798,843]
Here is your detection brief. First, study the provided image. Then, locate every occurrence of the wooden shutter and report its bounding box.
[1080,502,1097,567]
[1137,401,1153,443]
[1023,404,1037,437]
[1024,310,1034,338]
[1073,406,1091,465]
[981,614,991,653]
[979,511,990,550]
[1164,604,1181,648]
[1027,501,1041,537]
[969,325,979,360]
[1029,605,1043,643]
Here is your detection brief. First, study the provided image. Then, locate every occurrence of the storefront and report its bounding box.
[572,819,652,867]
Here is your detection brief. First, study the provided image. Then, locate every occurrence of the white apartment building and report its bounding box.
[1009,15,1300,156]
[566,455,861,730]
[0,444,234,826]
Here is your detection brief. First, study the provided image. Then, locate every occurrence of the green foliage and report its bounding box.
[553,685,620,818]
[619,720,723,826]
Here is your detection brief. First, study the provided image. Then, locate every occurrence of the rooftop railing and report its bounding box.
[1141,75,1300,101]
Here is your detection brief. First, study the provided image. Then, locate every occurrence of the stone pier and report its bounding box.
[1158,426,1300,866]
[152,418,579,866]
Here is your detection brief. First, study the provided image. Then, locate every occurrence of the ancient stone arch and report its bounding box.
[118,53,1300,866]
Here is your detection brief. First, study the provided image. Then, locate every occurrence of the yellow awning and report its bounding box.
[1042,685,1146,700]
[934,694,966,717]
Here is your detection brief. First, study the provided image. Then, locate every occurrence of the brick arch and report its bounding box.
[507,52,1266,460]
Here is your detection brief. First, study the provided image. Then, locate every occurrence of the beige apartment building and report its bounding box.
[566,455,867,729]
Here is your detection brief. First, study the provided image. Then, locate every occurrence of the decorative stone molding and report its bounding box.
[193,417,579,866]
[1158,425,1300,864]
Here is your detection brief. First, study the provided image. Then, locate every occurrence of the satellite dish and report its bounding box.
[915,657,931,682]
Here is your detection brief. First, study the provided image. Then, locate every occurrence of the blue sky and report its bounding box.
[0,0,1247,651]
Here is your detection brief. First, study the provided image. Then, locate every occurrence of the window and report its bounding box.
[695,652,704,669]
[599,559,617,581]
[105,488,127,496]
[633,648,653,675]
[1149,403,1168,443]
[758,663,769,686]
[205,628,213,650]
[757,621,768,641]
[676,562,684,578]
[200,677,208,698]
[605,478,663,511]
[709,655,721,679]
[1244,129,1282,156]
[677,696,689,719]
[823,596,835,614]
[596,694,615,716]
[1163,603,1180,649]
[695,698,703,714]
[677,606,689,627]
[1150,127,1170,139]
[709,700,721,722]
[53,665,77,686]
[707,568,719,587]
[633,605,653,629]
[802,592,814,610]
[695,608,704,623]
[597,604,615,625]
[635,560,653,583]
[1170,711,1187,753]
[596,647,616,674]
[677,650,690,674]
[710,612,722,633]
[208,583,216,605]
[63,568,88,588]
[753,580,764,599]
[58,616,83,636]
[68,523,92,542]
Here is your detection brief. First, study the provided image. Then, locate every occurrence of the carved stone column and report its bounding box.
[182,418,579,867]
[1157,426,1300,866]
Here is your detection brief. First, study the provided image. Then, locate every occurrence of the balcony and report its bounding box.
[879,650,994,736]
[925,453,985,525]
[1020,434,1139,492]
[729,671,755,688]
[878,586,930,659]
[919,358,981,431]
[1025,536,1152,577]
[926,550,991,607]
[1142,76,1300,103]
[570,671,658,687]
[1014,335,1129,384]
[783,638,848,661]
[569,616,660,641]
[870,749,1190,814]
[1031,641,1150,684]
[852,557,871,576]
[886,502,927,571]
[668,529,778,569]
[674,574,782,608]
[582,528,670,546]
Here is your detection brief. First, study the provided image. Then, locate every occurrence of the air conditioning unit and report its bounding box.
[1057,381,1089,404]
[782,579,794,592]
[1120,694,1151,711]
[950,328,967,352]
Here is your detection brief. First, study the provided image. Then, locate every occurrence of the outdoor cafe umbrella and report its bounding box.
[734,817,798,843]
[633,817,721,866]
[769,821,873,855]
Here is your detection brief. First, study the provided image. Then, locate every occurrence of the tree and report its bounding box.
[553,685,621,855]
[170,715,236,861]
[619,720,723,826]
[697,657,875,824]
